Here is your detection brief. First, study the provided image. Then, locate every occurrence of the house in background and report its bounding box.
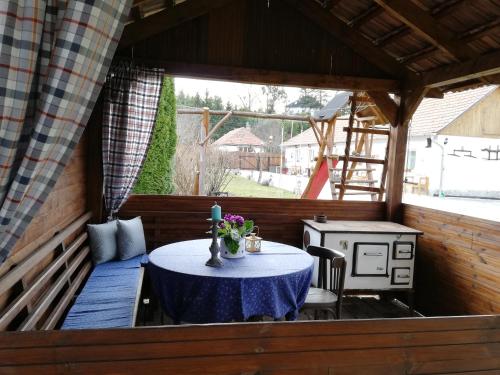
[406,85,500,197]
[282,117,387,176]
[212,127,265,153]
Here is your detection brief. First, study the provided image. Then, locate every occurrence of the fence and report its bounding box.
[231,152,282,171]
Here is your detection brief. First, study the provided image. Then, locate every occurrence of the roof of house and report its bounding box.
[212,127,265,147]
[282,118,362,147]
[409,86,497,137]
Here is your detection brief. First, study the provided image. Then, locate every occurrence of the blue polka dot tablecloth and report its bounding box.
[148,239,313,324]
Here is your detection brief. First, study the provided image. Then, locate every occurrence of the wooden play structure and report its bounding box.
[300,91,392,201]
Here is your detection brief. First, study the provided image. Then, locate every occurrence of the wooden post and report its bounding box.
[385,87,427,222]
[301,121,334,198]
[338,95,357,200]
[198,107,209,195]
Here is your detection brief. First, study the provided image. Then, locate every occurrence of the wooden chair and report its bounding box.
[302,245,346,320]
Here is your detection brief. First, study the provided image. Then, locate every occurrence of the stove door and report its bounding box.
[352,242,389,277]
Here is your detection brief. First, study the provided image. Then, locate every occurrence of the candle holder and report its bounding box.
[206,218,223,268]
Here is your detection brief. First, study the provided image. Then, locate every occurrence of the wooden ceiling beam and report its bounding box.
[373,0,464,47]
[422,49,500,88]
[120,0,237,48]
[117,59,400,92]
[322,0,342,10]
[284,0,407,78]
[348,5,384,29]
[374,0,476,62]
[375,26,410,47]
[366,92,398,127]
[400,19,500,65]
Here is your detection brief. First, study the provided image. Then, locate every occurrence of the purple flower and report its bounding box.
[233,215,244,226]
[223,213,245,227]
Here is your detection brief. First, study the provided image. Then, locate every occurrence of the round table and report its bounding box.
[148,239,313,323]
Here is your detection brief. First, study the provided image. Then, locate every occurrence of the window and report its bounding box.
[406,150,416,171]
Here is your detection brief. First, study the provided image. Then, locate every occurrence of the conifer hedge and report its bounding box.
[134,77,177,194]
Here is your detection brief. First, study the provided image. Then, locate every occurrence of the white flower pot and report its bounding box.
[220,238,245,259]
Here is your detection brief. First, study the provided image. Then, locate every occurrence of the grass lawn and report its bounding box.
[225,175,299,199]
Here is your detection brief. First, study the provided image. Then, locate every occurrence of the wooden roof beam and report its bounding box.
[374,0,476,62]
[366,92,398,127]
[348,5,384,29]
[400,19,500,65]
[422,49,500,88]
[120,0,237,48]
[374,0,465,47]
[322,0,342,10]
[284,0,407,78]
[120,59,399,92]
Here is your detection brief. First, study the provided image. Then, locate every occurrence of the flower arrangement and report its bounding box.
[218,213,254,254]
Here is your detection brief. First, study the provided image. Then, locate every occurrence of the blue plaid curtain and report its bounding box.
[0,0,132,262]
[103,64,164,219]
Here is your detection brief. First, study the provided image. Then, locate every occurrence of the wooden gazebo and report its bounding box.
[1,0,499,373]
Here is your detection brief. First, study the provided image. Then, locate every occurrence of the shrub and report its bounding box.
[134,77,177,194]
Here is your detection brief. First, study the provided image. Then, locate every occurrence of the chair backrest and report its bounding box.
[307,245,346,296]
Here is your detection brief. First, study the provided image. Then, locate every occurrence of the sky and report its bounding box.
[174,77,333,113]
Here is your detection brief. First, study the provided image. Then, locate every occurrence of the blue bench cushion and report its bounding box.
[62,255,147,330]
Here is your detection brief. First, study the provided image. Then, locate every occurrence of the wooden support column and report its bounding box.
[198,107,209,196]
[385,87,427,222]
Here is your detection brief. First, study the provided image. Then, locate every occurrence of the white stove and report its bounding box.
[302,220,422,291]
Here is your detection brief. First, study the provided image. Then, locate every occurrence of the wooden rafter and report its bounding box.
[400,18,500,65]
[374,0,476,62]
[120,0,236,48]
[348,5,383,29]
[374,0,466,47]
[366,92,398,127]
[422,49,500,88]
[116,59,400,92]
[283,0,405,78]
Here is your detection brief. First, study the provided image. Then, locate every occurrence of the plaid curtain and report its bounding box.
[0,1,132,263]
[103,64,164,219]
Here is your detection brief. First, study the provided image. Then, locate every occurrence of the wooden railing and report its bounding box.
[0,212,92,331]
[0,315,498,373]
[403,204,500,316]
[120,195,386,249]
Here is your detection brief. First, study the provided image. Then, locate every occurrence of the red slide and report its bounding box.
[303,159,338,199]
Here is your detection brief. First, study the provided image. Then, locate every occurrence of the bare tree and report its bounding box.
[172,143,234,196]
[172,144,197,195]
[261,85,287,113]
[204,146,235,195]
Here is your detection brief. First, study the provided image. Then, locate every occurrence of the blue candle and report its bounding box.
[211,202,221,221]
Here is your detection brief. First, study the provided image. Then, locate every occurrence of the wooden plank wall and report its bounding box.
[0,315,498,373]
[403,204,500,316]
[0,135,88,314]
[119,195,386,250]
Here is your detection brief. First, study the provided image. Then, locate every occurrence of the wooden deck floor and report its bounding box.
[137,295,418,327]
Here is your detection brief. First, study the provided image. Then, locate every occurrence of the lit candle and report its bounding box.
[211,202,221,221]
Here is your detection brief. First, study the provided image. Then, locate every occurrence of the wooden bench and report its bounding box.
[0,212,144,331]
